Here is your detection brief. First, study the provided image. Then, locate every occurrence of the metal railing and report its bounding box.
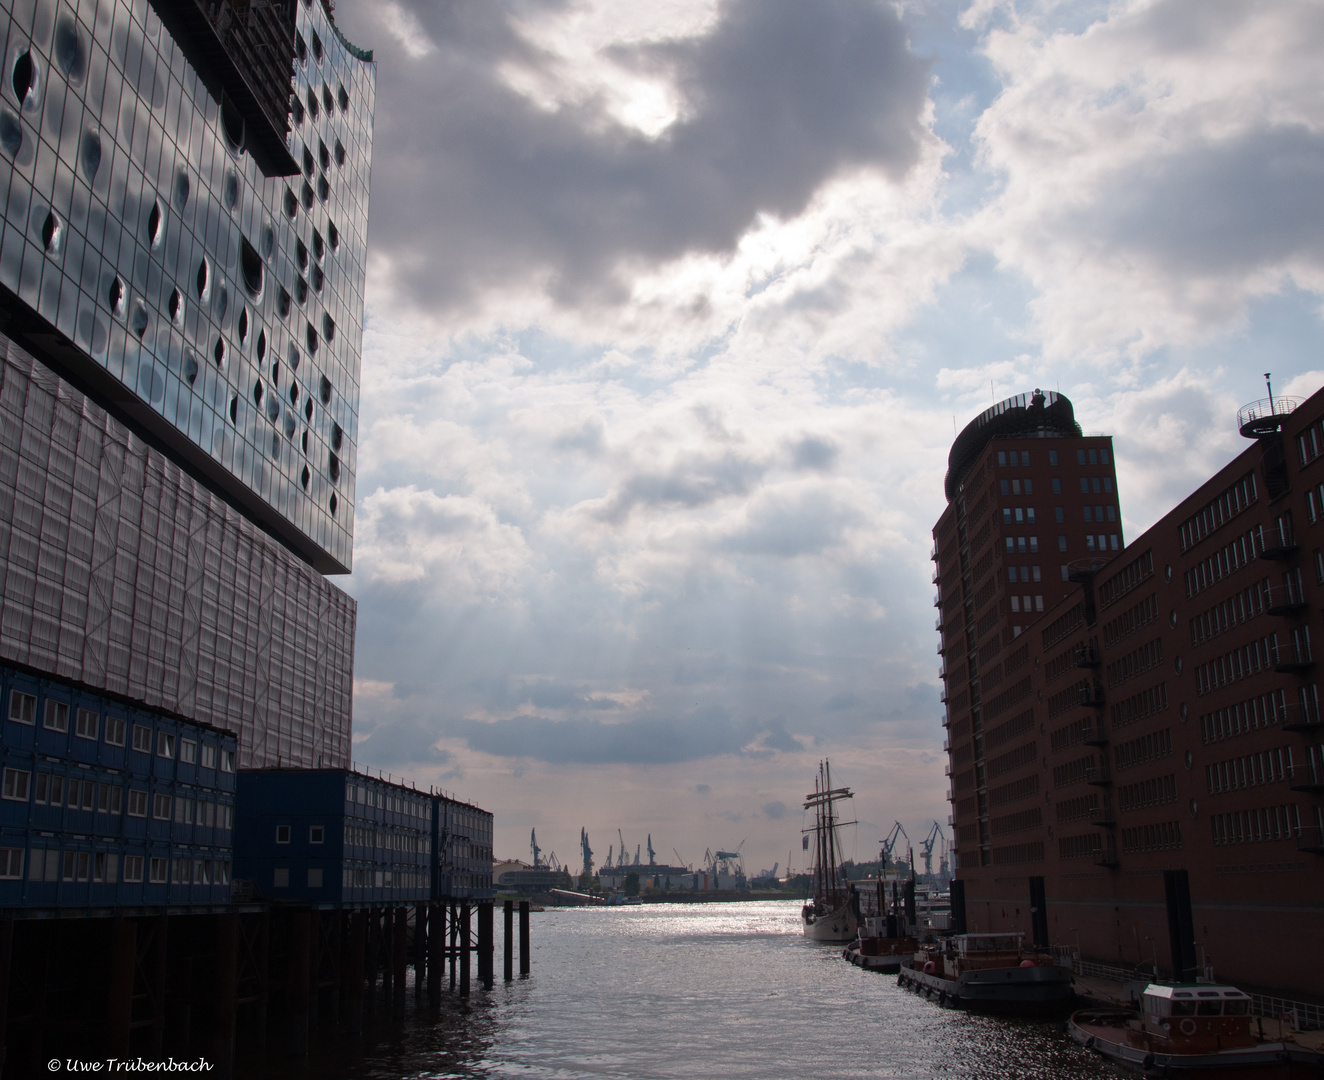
[1238,396,1300,436]
[1287,762,1324,791]
[1296,824,1324,852]
[1248,993,1324,1032]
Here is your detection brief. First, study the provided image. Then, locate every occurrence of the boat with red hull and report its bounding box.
[1070,984,1324,1078]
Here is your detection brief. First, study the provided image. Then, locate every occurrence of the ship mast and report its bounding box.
[803,759,855,908]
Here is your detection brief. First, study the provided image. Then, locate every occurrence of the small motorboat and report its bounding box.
[897,932,1074,1013]
[1070,983,1324,1077]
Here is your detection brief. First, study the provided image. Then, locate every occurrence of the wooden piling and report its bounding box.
[346,909,365,1034]
[213,914,238,1078]
[291,910,311,1057]
[392,906,408,1009]
[478,902,493,990]
[519,900,531,976]
[503,901,514,982]
[427,903,442,1002]
[459,902,471,998]
[107,917,136,1057]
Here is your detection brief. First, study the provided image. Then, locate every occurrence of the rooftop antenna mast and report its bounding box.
[1265,372,1275,412]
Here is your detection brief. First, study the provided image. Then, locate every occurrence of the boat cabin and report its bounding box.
[1139,984,1256,1049]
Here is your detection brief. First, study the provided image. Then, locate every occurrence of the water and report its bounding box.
[261,900,1118,1080]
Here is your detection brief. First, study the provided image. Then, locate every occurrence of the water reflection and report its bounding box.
[240,901,1117,1080]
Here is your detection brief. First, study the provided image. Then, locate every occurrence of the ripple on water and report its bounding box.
[250,901,1118,1080]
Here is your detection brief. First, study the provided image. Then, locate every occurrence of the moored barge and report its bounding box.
[897,931,1073,1012]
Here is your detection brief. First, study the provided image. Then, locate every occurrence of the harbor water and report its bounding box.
[254,899,1116,1080]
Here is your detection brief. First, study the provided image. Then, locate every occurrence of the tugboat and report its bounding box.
[1071,983,1324,1077]
[843,876,918,973]
[800,761,859,943]
[897,931,1074,1012]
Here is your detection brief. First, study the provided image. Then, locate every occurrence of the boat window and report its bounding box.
[1197,1001,1223,1016]
[1143,996,1169,1016]
[1169,1000,1195,1016]
[1223,1001,1250,1016]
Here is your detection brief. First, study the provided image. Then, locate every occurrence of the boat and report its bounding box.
[1070,983,1324,1077]
[800,761,859,943]
[897,931,1074,1012]
[843,876,918,973]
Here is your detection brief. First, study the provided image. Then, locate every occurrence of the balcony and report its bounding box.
[1096,840,1119,868]
[1281,703,1323,733]
[1273,644,1315,674]
[1090,807,1117,828]
[1265,584,1308,616]
[1260,530,1300,561]
[1238,396,1300,439]
[1079,685,1106,709]
[933,590,943,607]
[935,615,945,632]
[931,545,938,562]
[1085,760,1113,787]
[1074,644,1101,668]
[1083,724,1109,748]
[1296,825,1324,854]
[1287,761,1324,793]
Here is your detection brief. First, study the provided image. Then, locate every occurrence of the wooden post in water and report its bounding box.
[148,914,168,1056]
[414,903,428,999]
[449,905,458,992]
[478,902,493,989]
[291,910,311,1057]
[503,901,514,982]
[107,917,136,1057]
[519,900,531,976]
[427,904,443,1002]
[459,902,471,998]
[346,909,365,1034]
[213,914,238,1078]
[0,919,12,1080]
[392,907,408,1010]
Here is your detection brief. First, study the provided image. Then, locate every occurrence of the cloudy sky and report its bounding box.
[329,0,1324,874]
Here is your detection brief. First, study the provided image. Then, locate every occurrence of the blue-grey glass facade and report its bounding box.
[0,0,373,574]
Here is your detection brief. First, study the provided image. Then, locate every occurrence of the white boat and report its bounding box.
[800,761,859,944]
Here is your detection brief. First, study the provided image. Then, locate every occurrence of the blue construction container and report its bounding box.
[234,769,432,905]
[0,663,236,911]
[433,794,494,900]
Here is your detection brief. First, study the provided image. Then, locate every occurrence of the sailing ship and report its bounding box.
[800,761,860,943]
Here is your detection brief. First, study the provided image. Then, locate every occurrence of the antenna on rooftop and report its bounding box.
[1265,372,1274,413]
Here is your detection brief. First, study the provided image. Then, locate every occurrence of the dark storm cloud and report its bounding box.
[762,800,789,820]
[341,0,930,309]
[596,448,767,522]
[1087,125,1324,275]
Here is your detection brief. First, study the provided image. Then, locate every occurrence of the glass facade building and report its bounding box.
[0,0,374,778]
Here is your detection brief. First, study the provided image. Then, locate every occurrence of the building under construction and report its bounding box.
[0,0,498,1070]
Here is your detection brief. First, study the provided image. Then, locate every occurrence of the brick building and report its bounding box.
[936,386,1324,999]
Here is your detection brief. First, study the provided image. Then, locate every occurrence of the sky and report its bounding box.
[327,0,1324,876]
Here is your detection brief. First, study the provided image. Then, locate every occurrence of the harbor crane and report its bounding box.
[673,848,688,869]
[920,822,946,876]
[619,829,628,867]
[580,827,594,879]
[530,828,542,868]
[647,834,656,866]
[880,821,910,871]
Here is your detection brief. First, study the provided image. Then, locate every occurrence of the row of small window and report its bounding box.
[1002,507,1037,524]
[1083,505,1117,523]
[997,448,1111,467]
[343,823,429,854]
[1008,565,1041,583]
[1005,536,1040,554]
[1010,595,1044,613]
[346,782,429,820]
[1084,534,1122,552]
[0,769,232,826]
[7,693,234,768]
[275,867,426,890]
[0,847,229,885]
[1002,477,1115,497]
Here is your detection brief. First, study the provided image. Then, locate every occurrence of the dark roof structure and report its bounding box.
[944,389,1082,501]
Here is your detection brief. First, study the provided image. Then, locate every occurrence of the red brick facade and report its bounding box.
[935,389,1324,998]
